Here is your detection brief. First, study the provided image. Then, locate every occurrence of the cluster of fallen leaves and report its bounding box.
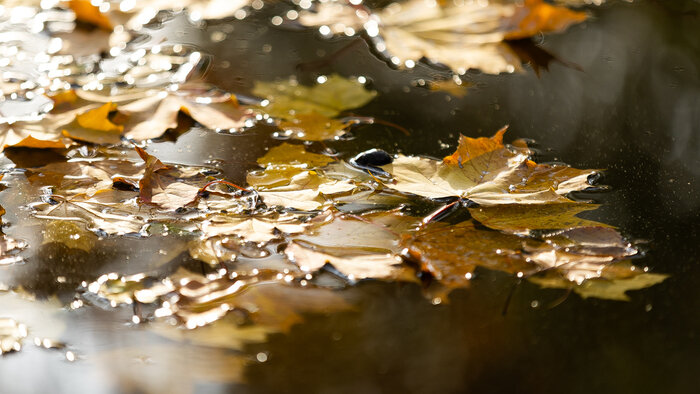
[0,0,664,365]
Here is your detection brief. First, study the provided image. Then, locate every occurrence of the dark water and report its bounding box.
[1,1,699,393]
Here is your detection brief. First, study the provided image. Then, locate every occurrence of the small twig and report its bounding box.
[342,114,411,136]
[420,199,460,228]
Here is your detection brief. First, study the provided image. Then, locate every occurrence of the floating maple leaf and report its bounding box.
[253,75,376,141]
[381,126,596,206]
[299,0,587,74]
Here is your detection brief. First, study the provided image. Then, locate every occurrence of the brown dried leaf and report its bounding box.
[402,220,661,300]
[402,220,534,293]
[256,142,335,168]
[248,144,357,211]
[278,112,355,141]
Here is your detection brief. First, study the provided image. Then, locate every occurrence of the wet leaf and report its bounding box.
[136,146,234,211]
[285,209,420,282]
[76,84,251,140]
[285,241,410,281]
[402,220,534,293]
[253,75,377,119]
[0,110,78,152]
[381,127,597,206]
[299,0,586,74]
[250,170,356,211]
[61,102,124,145]
[31,191,151,236]
[401,219,662,300]
[67,0,114,30]
[189,211,309,265]
[469,202,607,233]
[253,75,376,141]
[278,112,356,141]
[256,142,335,168]
[197,212,308,243]
[247,144,357,211]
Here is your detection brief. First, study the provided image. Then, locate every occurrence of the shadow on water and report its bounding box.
[0,0,699,393]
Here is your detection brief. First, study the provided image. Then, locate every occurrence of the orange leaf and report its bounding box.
[505,0,588,40]
[75,102,123,133]
[9,135,68,150]
[68,0,113,30]
[443,125,508,167]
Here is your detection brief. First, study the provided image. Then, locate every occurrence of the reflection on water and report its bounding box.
[1,0,699,393]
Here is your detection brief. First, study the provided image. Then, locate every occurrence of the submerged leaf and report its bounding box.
[278,113,355,141]
[253,75,376,141]
[402,220,534,292]
[530,269,668,301]
[42,221,97,252]
[256,143,335,168]
[152,278,354,350]
[469,202,607,233]
[253,75,376,119]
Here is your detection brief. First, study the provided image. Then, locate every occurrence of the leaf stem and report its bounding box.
[199,179,249,193]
